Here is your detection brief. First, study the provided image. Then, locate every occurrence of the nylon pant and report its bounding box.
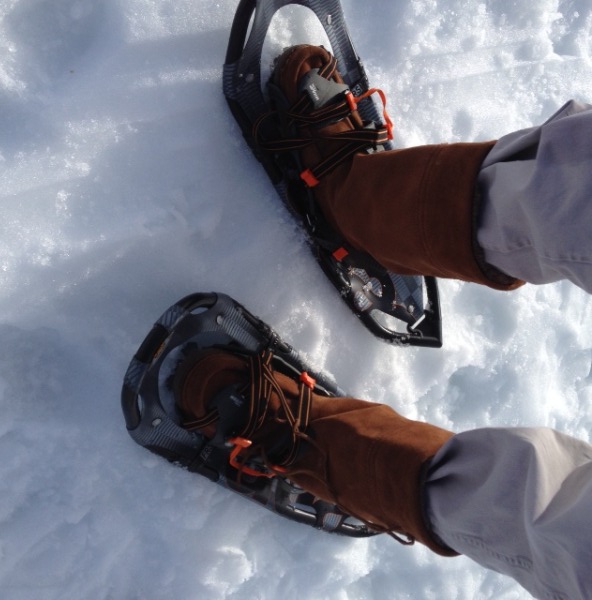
[477,100,592,293]
[425,428,592,600]
[421,103,592,598]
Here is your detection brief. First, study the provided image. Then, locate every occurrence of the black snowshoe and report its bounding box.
[223,0,442,347]
[122,291,380,537]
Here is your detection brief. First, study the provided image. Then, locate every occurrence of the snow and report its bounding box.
[0,0,591,598]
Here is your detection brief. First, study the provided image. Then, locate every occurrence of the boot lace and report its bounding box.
[184,350,316,479]
[254,54,394,188]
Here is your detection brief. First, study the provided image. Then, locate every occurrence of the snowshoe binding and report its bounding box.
[223,0,442,347]
[122,292,380,537]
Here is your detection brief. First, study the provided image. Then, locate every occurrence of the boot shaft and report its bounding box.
[287,395,456,555]
[315,142,522,289]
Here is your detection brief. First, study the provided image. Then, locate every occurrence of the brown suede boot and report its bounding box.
[174,347,457,557]
[267,45,523,290]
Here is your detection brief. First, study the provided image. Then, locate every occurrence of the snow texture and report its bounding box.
[1,0,591,598]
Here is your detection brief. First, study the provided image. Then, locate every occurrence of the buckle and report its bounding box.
[299,371,316,389]
[345,89,394,140]
[300,168,320,187]
[227,437,287,478]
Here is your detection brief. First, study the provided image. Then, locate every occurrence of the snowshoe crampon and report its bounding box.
[223,0,442,347]
[122,292,380,537]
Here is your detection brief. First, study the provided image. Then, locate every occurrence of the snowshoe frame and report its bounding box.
[223,0,443,347]
[122,291,380,537]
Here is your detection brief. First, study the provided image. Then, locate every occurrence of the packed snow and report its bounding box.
[1,0,591,598]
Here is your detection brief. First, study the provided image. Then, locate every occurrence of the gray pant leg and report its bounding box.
[477,100,592,293]
[425,428,592,600]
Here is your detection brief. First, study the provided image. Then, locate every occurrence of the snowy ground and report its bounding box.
[1,0,591,598]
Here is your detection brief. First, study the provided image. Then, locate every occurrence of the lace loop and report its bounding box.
[226,350,314,477]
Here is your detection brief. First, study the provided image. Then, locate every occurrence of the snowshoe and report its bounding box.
[121,291,380,537]
[223,0,442,347]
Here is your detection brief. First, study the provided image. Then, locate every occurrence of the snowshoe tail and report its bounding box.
[223,0,442,347]
[122,292,380,538]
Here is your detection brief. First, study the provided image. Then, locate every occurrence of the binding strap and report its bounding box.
[253,54,394,188]
[232,351,314,475]
[185,350,316,479]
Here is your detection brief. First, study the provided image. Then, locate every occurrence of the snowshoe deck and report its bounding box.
[122,292,380,537]
[223,0,442,347]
